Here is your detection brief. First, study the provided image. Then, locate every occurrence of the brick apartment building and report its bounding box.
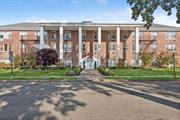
[0,21,180,69]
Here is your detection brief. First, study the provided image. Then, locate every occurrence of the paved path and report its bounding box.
[78,69,104,81]
[0,71,180,120]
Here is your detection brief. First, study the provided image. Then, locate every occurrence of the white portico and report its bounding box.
[39,22,140,69]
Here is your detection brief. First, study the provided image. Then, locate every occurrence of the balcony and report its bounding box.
[139,36,157,41]
[19,35,40,41]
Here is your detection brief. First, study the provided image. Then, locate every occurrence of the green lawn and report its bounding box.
[0,68,76,80]
[111,68,180,76]
[105,68,180,81]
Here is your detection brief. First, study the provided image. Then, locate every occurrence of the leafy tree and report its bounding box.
[20,49,37,69]
[157,51,172,67]
[14,54,21,68]
[127,0,180,28]
[36,48,58,66]
[139,52,153,68]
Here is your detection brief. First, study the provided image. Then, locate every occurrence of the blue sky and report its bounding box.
[0,0,179,27]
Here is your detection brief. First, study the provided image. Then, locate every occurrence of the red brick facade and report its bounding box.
[0,23,180,67]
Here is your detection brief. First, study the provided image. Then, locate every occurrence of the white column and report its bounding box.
[98,27,102,67]
[116,27,120,64]
[135,27,140,66]
[59,26,64,61]
[79,27,82,66]
[40,26,44,49]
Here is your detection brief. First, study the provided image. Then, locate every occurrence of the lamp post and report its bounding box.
[9,49,14,77]
[172,52,176,80]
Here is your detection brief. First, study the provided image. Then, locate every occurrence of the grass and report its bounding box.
[0,68,76,80]
[104,68,180,81]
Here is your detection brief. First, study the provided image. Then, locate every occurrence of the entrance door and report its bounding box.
[85,59,95,69]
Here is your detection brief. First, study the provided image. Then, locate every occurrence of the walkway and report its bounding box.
[78,69,104,81]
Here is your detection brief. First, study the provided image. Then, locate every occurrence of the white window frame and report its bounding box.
[166,32,176,40]
[64,43,72,52]
[82,31,86,40]
[108,43,116,52]
[51,31,56,40]
[151,32,158,39]
[94,31,98,40]
[64,31,71,40]
[0,44,10,52]
[20,31,28,40]
[82,43,86,52]
[165,44,176,52]
[108,31,115,40]
[94,43,98,52]
[35,31,40,39]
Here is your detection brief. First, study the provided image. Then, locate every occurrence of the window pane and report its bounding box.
[4,44,8,51]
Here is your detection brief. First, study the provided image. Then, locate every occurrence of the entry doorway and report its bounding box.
[84,59,95,69]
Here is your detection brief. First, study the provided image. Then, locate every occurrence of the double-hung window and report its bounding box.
[165,44,176,52]
[94,32,98,41]
[82,31,86,40]
[82,43,86,52]
[64,31,71,40]
[109,43,116,52]
[20,31,28,40]
[94,43,98,52]
[108,31,115,41]
[51,31,56,41]
[64,43,72,52]
[151,32,158,40]
[0,44,10,52]
[166,32,176,40]
[35,31,40,40]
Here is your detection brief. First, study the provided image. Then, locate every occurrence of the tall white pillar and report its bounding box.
[98,27,102,67]
[59,26,64,61]
[135,27,140,66]
[116,27,120,64]
[79,27,82,66]
[40,26,44,49]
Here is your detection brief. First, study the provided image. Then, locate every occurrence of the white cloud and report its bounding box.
[96,0,107,4]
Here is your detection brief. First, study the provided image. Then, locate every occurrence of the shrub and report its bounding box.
[139,52,153,69]
[22,50,36,69]
[0,62,10,69]
[98,66,114,76]
[72,66,81,75]
[36,48,58,66]
[66,66,82,76]
[157,51,172,68]
[117,58,125,68]
[66,70,76,76]
[56,59,64,68]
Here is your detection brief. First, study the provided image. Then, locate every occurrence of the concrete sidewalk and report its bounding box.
[78,69,104,81]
